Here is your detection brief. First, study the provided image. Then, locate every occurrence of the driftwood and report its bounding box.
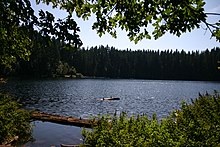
[0,78,7,84]
[0,136,18,147]
[60,144,89,147]
[60,144,80,147]
[31,112,96,128]
[98,97,120,101]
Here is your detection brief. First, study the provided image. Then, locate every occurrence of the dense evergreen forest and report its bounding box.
[3,37,219,81]
[0,0,219,81]
[72,46,220,81]
[1,30,219,80]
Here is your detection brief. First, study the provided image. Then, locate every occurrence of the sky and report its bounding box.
[31,0,220,51]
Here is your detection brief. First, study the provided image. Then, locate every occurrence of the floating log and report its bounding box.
[98,97,120,101]
[31,112,96,128]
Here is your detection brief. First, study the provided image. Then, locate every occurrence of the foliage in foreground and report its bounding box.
[2,0,220,72]
[0,93,32,145]
[82,92,220,146]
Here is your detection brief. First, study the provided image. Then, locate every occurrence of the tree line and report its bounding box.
[72,46,220,81]
[1,0,219,81]
[1,31,219,81]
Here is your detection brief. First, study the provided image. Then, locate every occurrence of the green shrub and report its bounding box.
[165,91,220,146]
[82,92,220,146]
[0,93,32,145]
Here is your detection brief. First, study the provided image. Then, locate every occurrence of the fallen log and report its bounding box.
[60,144,79,147]
[60,144,90,147]
[31,112,96,128]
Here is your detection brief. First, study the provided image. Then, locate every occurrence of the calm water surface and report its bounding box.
[26,121,83,147]
[1,78,220,146]
[1,78,220,118]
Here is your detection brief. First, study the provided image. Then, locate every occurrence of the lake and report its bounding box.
[1,78,220,146]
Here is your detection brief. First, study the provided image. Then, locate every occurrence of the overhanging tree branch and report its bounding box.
[205,12,220,16]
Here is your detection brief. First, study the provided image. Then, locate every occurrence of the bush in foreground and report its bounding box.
[82,92,220,146]
[0,93,32,145]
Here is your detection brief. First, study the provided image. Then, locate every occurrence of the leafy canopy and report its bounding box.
[0,0,82,69]
[39,0,220,43]
[1,0,220,69]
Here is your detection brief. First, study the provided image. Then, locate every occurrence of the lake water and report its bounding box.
[25,121,83,147]
[1,78,220,146]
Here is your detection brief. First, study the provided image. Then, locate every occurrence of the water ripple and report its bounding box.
[0,79,220,119]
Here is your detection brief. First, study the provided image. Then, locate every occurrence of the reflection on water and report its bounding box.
[1,78,220,145]
[1,79,220,119]
[25,121,83,147]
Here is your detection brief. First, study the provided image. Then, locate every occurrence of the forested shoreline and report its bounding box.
[73,46,220,81]
[1,0,220,146]
[2,43,220,81]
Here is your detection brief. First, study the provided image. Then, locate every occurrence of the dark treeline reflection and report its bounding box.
[8,42,220,80]
[72,46,220,81]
